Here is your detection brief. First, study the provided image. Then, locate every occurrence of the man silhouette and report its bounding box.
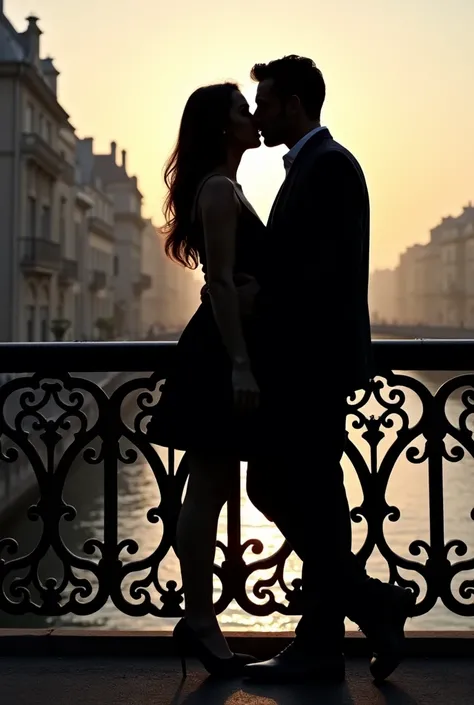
[244,55,415,683]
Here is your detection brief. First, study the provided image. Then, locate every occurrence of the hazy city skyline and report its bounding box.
[7,0,474,270]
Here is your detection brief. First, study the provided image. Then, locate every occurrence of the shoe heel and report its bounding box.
[180,653,187,679]
[173,631,187,679]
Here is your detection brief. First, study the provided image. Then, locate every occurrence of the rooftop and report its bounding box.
[0,11,59,91]
[92,141,143,197]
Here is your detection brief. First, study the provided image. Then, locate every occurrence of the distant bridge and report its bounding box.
[371,323,474,339]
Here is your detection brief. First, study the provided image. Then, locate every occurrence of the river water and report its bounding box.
[1,367,474,632]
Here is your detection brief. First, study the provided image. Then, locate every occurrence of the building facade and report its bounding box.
[368,268,398,324]
[0,7,205,342]
[393,205,474,329]
[419,239,442,326]
[73,182,93,339]
[141,220,203,336]
[78,139,148,339]
[84,182,115,339]
[0,11,73,341]
[54,125,79,341]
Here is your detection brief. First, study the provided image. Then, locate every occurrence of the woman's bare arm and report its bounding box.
[199,176,251,368]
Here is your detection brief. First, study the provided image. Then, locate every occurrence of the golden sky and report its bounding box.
[8,0,474,270]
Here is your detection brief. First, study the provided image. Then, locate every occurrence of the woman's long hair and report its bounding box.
[162,82,238,268]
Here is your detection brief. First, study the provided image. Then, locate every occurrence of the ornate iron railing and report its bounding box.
[0,340,474,621]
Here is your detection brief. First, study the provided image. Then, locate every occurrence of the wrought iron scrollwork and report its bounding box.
[0,362,473,621]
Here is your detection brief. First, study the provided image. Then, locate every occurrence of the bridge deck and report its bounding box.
[2,655,473,705]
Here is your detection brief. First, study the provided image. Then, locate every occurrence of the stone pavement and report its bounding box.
[1,656,473,705]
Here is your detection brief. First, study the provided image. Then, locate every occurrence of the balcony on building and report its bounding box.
[88,216,114,242]
[114,210,146,230]
[58,256,78,287]
[0,338,472,703]
[89,269,107,293]
[133,272,152,297]
[60,157,76,187]
[20,237,61,274]
[21,133,65,180]
[76,189,94,212]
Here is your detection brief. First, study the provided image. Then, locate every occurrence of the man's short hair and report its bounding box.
[251,55,325,120]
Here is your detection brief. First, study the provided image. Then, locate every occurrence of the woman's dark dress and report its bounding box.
[146,180,267,458]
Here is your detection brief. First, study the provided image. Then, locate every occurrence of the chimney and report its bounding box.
[41,57,59,95]
[25,16,42,65]
[110,141,117,162]
[121,149,127,172]
[81,136,94,156]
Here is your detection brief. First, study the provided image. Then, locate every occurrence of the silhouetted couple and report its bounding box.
[147,55,415,684]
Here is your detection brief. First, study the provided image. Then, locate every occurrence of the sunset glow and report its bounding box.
[8,0,474,270]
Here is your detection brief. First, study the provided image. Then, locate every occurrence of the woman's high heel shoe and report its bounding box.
[173,618,256,678]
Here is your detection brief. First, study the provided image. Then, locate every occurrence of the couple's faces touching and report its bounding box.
[227,90,261,152]
[227,79,295,153]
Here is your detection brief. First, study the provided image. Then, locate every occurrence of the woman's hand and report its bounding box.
[231,363,260,412]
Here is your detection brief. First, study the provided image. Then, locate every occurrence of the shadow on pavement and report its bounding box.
[170,673,421,705]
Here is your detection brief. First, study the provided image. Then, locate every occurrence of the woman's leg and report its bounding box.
[176,451,238,659]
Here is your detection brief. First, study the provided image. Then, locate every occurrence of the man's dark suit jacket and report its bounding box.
[256,128,373,400]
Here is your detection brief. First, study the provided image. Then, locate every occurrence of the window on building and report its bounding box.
[114,256,119,276]
[27,196,36,239]
[59,199,67,249]
[40,306,49,342]
[24,103,34,133]
[26,305,35,342]
[75,292,81,339]
[74,221,81,260]
[41,205,51,240]
[39,114,44,139]
[46,121,52,144]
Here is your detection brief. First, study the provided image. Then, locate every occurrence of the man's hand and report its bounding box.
[200,283,208,302]
[200,273,260,314]
[234,273,260,316]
